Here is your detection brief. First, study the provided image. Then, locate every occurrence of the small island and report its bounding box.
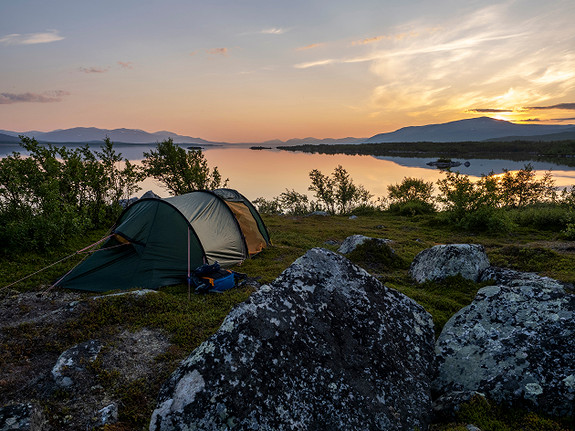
[426,158,461,169]
[250,146,273,150]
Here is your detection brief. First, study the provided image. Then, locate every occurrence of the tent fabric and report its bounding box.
[58,189,270,292]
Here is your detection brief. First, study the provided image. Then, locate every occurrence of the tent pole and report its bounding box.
[187,227,191,301]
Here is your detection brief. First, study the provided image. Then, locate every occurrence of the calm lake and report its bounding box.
[2,143,575,202]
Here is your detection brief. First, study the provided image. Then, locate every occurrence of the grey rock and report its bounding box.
[89,404,118,429]
[348,215,358,220]
[480,266,565,290]
[307,210,329,216]
[337,234,393,254]
[150,248,435,431]
[323,239,339,246]
[51,340,102,387]
[410,244,490,283]
[0,404,43,431]
[466,426,482,431]
[434,284,575,417]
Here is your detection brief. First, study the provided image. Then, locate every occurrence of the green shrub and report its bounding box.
[389,200,436,216]
[509,205,573,231]
[308,165,372,214]
[142,138,227,195]
[0,137,143,252]
[388,177,435,210]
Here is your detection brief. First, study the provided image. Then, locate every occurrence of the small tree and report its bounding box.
[308,165,371,214]
[142,138,228,195]
[498,164,556,207]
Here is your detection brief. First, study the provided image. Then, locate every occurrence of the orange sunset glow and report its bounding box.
[1,1,574,142]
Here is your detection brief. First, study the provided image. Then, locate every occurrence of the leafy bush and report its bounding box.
[388,177,435,208]
[308,165,372,214]
[498,164,556,207]
[0,137,143,252]
[142,138,227,195]
[253,190,318,216]
[509,204,573,231]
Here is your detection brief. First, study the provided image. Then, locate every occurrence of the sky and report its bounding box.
[1,0,575,142]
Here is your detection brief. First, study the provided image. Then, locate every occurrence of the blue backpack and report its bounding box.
[191,262,237,293]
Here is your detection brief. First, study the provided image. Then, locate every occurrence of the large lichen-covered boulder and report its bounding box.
[410,244,489,283]
[433,283,575,417]
[150,248,435,431]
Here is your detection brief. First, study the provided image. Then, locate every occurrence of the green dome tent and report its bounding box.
[58,189,270,292]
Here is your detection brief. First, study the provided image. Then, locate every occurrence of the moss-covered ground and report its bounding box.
[1,212,573,430]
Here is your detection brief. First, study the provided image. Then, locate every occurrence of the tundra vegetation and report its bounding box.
[0,137,573,430]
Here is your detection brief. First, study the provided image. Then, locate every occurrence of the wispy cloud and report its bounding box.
[0,30,64,46]
[117,61,134,69]
[527,103,575,110]
[293,2,575,123]
[296,43,325,51]
[351,31,420,46]
[0,90,70,104]
[467,108,514,113]
[260,27,288,35]
[79,66,109,74]
[207,47,228,56]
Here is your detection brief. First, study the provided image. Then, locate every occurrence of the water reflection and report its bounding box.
[2,143,574,200]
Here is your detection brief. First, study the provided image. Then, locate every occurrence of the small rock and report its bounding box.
[52,340,102,387]
[323,239,339,246]
[337,234,392,254]
[348,215,358,220]
[466,425,482,431]
[410,244,489,283]
[0,404,43,431]
[89,403,118,429]
[307,210,329,216]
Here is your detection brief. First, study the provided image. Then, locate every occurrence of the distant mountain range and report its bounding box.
[0,127,215,145]
[1,117,574,146]
[365,117,575,143]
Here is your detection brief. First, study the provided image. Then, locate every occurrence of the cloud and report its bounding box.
[0,90,70,104]
[296,43,324,51]
[79,66,108,74]
[0,30,64,46]
[260,28,287,35]
[295,59,336,69]
[552,117,575,122]
[527,103,575,110]
[352,35,387,45]
[117,61,134,69]
[207,47,228,56]
[467,108,514,113]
